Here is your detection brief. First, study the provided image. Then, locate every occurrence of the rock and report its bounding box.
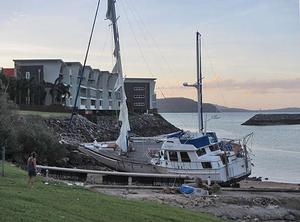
[242,114,300,126]
[284,214,295,221]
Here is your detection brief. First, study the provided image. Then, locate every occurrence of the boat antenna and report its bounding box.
[69,0,101,125]
[183,32,204,133]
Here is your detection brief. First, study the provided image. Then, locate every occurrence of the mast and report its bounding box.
[106,0,130,153]
[183,32,204,133]
[196,32,204,133]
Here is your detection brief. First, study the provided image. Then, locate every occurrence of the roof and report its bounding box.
[2,68,15,77]
[162,143,197,151]
[65,62,82,66]
[14,59,64,63]
[125,77,157,80]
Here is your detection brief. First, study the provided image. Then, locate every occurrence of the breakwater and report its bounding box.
[242,114,300,126]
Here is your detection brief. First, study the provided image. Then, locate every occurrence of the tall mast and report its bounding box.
[197,32,204,133]
[183,32,204,134]
[107,0,130,152]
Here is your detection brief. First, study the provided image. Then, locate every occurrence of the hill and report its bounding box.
[157,97,219,113]
[157,97,300,113]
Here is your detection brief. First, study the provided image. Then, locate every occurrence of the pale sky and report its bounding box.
[0,0,299,109]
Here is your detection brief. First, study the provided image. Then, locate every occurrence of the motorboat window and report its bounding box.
[209,144,219,152]
[202,162,212,169]
[168,151,178,161]
[180,152,191,162]
[196,148,206,157]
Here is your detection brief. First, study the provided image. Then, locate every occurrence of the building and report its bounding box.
[2,68,15,78]
[13,59,157,113]
[124,78,157,113]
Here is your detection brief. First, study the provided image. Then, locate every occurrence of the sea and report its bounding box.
[160,112,300,184]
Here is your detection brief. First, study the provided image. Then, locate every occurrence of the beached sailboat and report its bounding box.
[79,0,253,184]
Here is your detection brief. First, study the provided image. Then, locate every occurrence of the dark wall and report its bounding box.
[124,82,150,113]
[17,65,44,83]
[15,65,46,105]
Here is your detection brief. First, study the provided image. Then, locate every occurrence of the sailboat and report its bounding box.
[79,0,253,185]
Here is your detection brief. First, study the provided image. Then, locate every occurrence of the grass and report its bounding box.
[17,110,70,118]
[0,163,224,222]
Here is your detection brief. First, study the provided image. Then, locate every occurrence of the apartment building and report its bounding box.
[13,59,156,113]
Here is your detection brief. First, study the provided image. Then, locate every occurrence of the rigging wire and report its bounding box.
[123,0,167,75]
[118,0,154,76]
[122,0,191,130]
[69,0,102,125]
[202,40,228,109]
[126,0,175,75]
[97,24,110,67]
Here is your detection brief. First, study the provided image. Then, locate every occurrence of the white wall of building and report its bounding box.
[14,59,156,112]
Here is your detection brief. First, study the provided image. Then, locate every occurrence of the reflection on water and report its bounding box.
[161,112,300,183]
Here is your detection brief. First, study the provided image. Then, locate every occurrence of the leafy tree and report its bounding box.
[0,94,67,166]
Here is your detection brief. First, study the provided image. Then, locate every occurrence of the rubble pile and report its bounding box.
[42,113,178,169]
[107,188,300,222]
[45,113,179,143]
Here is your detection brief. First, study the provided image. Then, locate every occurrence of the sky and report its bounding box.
[0,0,299,109]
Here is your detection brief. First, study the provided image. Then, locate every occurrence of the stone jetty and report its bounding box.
[242,113,300,125]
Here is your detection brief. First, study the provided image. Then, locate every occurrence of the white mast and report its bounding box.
[183,32,204,134]
[106,0,130,152]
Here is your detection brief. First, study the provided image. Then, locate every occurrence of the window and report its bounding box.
[25,71,30,79]
[108,91,112,99]
[99,100,102,106]
[180,152,191,162]
[202,162,212,169]
[196,149,206,157]
[168,151,178,161]
[109,100,113,106]
[133,87,145,91]
[91,100,96,106]
[133,95,145,99]
[134,102,145,107]
[209,144,219,152]
[118,101,121,107]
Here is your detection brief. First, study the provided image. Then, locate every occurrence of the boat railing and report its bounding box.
[167,157,250,180]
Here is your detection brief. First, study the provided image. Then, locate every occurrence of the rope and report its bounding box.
[118,0,154,76]
[69,0,102,125]
[123,0,174,75]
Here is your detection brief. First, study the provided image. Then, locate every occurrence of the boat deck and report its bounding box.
[87,139,162,164]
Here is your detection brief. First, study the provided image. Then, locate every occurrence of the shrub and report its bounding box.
[0,94,67,166]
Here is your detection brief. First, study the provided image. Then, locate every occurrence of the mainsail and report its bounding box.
[106,0,130,152]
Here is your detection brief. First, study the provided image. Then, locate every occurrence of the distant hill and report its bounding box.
[157,97,219,113]
[215,105,252,112]
[217,105,300,113]
[157,97,300,113]
[262,107,300,112]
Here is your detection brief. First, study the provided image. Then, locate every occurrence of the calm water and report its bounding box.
[160,112,300,184]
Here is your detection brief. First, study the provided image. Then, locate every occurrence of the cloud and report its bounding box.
[157,77,300,94]
[205,78,300,93]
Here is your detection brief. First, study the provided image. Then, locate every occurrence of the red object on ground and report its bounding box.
[3,68,15,77]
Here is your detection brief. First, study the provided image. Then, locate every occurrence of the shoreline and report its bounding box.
[240,180,300,189]
[89,180,300,222]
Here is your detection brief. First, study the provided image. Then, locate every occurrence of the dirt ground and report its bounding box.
[91,182,300,222]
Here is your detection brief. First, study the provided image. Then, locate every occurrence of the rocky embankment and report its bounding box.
[43,113,179,169]
[45,113,179,142]
[242,114,300,126]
